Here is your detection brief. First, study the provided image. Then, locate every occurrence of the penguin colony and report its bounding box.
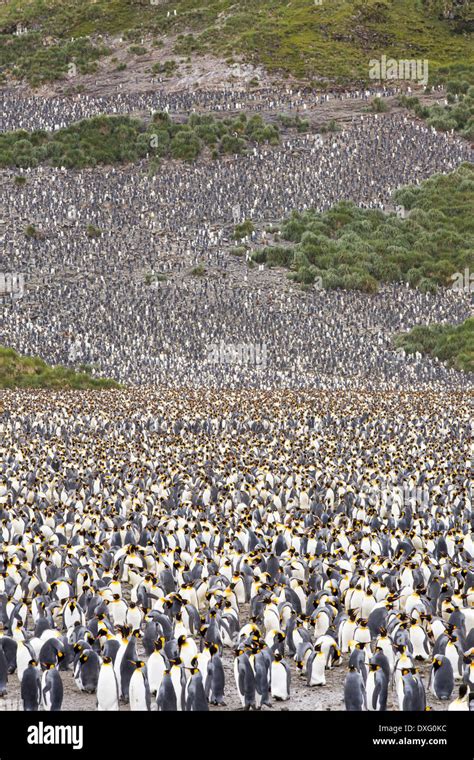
[0,388,473,711]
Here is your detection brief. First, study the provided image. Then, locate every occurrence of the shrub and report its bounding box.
[86,224,102,239]
[233,220,254,240]
[0,345,121,389]
[25,224,38,238]
[247,165,474,292]
[395,318,473,372]
[370,97,390,113]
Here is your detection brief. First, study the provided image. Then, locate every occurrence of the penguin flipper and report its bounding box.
[204,661,213,698]
[238,663,246,700]
[372,680,381,711]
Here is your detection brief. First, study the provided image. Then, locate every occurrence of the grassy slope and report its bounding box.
[0,346,121,388]
[395,317,474,372]
[0,112,289,168]
[0,0,473,84]
[250,163,474,292]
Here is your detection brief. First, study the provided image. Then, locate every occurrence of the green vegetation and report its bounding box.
[24,223,38,238]
[233,220,255,240]
[250,163,474,292]
[0,346,121,389]
[320,120,340,134]
[230,246,247,257]
[429,63,473,88]
[399,67,474,140]
[86,224,102,238]
[370,97,390,113]
[151,59,178,76]
[190,264,206,276]
[0,0,472,86]
[128,44,147,56]
[0,112,286,169]
[395,318,474,372]
[422,1,471,32]
[0,34,111,87]
[277,114,310,132]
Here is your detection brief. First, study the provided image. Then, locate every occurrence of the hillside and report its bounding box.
[249,163,474,292]
[0,346,121,388]
[395,317,474,372]
[1,0,473,87]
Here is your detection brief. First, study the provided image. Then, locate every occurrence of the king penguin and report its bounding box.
[21,659,41,711]
[41,664,63,711]
[97,656,119,711]
[185,668,208,711]
[205,644,226,705]
[270,651,291,701]
[344,665,366,711]
[366,662,388,711]
[448,683,469,711]
[430,655,454,700]
[129,660,151,711]
[157,670,178,711]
